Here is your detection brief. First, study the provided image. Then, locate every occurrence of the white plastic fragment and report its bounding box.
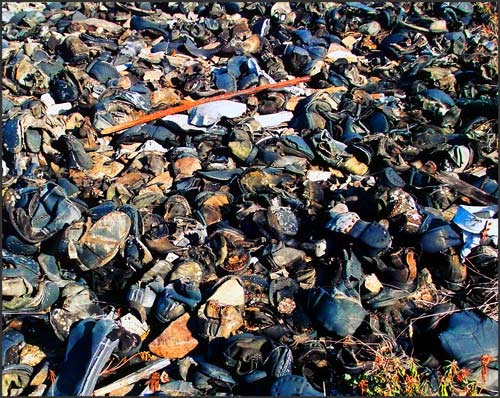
[188,100,247,126]
[40,93,56,107]
[165,253,180,262]
[46,103,72,116]
[139,140,169,153]
[115,62,132,72]
[161,114,209,132]
[254,111,294,128]
[2,160,9,177]
[307,170,332,182]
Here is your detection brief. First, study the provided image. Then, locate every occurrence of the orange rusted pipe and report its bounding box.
[100,75,311,135]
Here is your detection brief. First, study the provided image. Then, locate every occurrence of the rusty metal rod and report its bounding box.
[100,75,311,135]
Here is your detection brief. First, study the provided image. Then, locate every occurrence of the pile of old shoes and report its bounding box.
[198,276,246,340]
[307,285,367,337]
[270,375,323,396]
[310,130,369,175]
[57,209,131,271]
[361,247,420,309]
[3,251,59,314]
[1,1,498,396]
[49,282,104,341]
[47,317,141,396]
[438,310,498,394]
[126,258,205,331]
[2,331,34,397]
[326,204,392,257]
[153,279,202,325]
[4,181,82,247]
[414,307,499,395]
[219,333,292,387]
